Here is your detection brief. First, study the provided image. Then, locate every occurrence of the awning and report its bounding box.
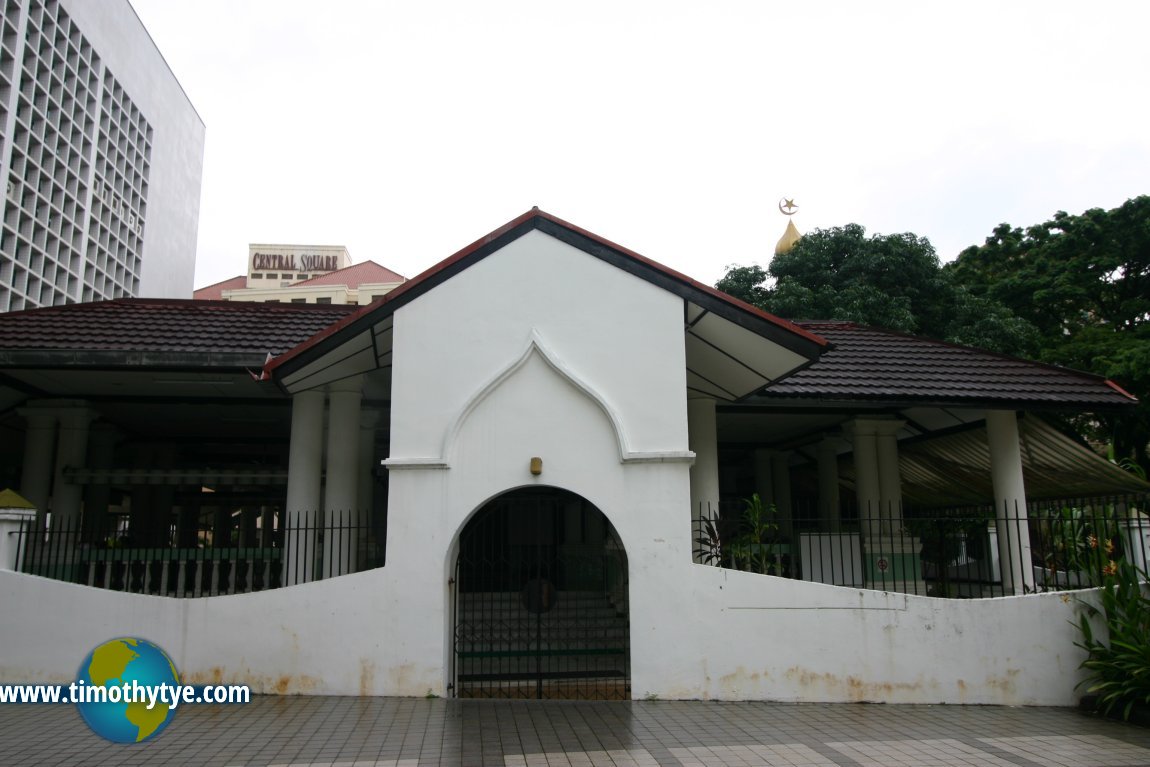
[841,416,1149,507]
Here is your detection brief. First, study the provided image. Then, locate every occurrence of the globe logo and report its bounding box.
[75,637,180,743]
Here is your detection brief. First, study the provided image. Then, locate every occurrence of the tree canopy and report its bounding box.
[947,196,1150,474]
[716,223,1037,355]
[716,199,1150,473]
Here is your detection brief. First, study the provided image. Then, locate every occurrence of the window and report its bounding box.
[266,273,278,279]
[316,296,332,304]
[264,299,278,303]
[290,298,306,304]
[296,274,307,280]
[251,273,263,279]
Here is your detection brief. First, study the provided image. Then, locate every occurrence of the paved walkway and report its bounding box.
[4,697,1150,767]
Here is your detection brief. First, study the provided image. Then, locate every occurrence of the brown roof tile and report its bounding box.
[759,321,1136,408]
[0,299,358,359]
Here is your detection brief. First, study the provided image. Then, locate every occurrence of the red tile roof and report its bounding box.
[756,321,1137,408]
[292,261,406,288]
[192,275,247,301]
[0,299,357,359]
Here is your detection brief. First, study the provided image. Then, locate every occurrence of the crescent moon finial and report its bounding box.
[778,198,798,216]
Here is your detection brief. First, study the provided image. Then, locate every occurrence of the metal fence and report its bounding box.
[14,509,382,597]
[694,493,1150,598]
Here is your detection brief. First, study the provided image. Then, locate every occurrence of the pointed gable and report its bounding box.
[264,208,828,398]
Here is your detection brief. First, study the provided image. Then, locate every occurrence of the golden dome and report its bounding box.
[774,218,802,255]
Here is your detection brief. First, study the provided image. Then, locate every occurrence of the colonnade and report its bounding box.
[685,398,1034,594]
[15,378,379,587]
[283,376,378,584]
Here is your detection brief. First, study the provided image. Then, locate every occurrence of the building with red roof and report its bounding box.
[192,244,406,305]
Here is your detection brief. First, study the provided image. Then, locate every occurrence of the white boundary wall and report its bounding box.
[0,567,1096,704]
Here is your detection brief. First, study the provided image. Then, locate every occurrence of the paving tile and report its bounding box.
[5,698,1150,766]
[827,738,1017,767]
[979,734,1150,767]
[669,743,838,766]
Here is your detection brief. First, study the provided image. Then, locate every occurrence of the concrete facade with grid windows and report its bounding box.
[0,0,204,312]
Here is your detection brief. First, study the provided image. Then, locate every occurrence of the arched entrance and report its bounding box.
[451,486,630,699]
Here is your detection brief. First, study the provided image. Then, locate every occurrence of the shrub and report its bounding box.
[1075,558,1150,720]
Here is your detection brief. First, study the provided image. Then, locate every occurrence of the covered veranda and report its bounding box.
[2,305,1144,599]
[0,299,393,594]
[693,320,1147,597]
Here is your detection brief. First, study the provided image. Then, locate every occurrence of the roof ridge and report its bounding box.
[122,297,356,309]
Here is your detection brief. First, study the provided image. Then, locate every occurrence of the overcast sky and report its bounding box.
[128,0,1150,292]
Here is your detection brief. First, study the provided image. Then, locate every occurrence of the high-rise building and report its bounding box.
[0,0,204,312]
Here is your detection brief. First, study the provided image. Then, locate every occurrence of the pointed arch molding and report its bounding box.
[383,330,695,470]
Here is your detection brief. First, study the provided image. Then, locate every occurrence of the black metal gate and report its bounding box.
[451,487,630,699]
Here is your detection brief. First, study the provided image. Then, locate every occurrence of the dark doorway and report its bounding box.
[451,486,630,699]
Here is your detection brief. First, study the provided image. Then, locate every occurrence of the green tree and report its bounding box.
[716,223,1037,355]
[948,196,1150,474]
[715,264,770,309]
[768,225,948,335]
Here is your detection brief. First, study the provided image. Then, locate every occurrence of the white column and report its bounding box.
[849,421,881,536]
[356,409,379,570]
[284,389,325,585]
[50,407,93,528]
[987,410,1035,595]
[323,376,362,578]
[874,420,905,533]
[688,398,720,562]
[850,419,904,536]
[770,451,794,540]
[17,408,57,528]
[817,436,841,532]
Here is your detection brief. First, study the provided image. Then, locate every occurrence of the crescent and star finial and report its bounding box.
[778,198,798,216]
